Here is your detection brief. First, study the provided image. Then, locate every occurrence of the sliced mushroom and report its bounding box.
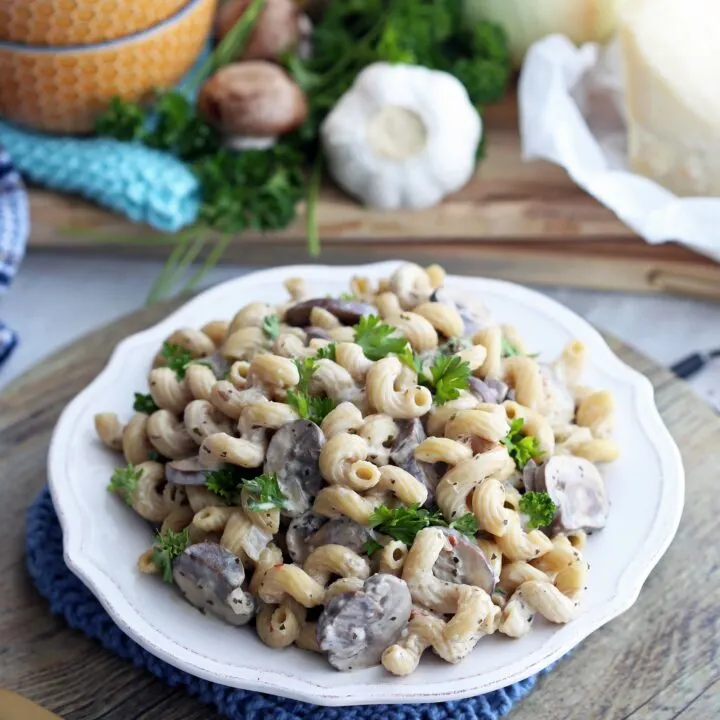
[264,420,324,517]
[173,542,255,626]
[390,419,439,505]
[286,511,328,563]
[304,326,333,341]
[468,376,512,404]
[432,527,496,595]
[524,456,609,533]
[308,517,375,557]
[165,456,213,486]
[284,298,375,327]
[204,351,229,379]
[317,574,412,671]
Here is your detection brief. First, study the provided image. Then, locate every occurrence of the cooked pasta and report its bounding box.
[95,262,618,676]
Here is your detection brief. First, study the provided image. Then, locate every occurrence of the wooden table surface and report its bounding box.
[0,300,718,720]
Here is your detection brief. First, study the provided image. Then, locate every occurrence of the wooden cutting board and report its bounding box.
[0,298,718,719]
[27,90,720,300]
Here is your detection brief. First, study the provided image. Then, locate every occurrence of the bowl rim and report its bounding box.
[0,0,213,53]
[47,261,686,706]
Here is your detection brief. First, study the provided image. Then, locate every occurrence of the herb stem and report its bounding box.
[184,232,231,293]
[306,153,323,257]
[146,229,195,305]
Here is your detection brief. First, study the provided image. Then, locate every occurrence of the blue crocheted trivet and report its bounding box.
[26,486,551,719]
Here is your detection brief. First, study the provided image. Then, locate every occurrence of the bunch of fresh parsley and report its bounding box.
[366,502,478,551]
[503,417,544,469]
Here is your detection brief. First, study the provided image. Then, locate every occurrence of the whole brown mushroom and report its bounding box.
[197,62,308,140]
[216,0,304,62]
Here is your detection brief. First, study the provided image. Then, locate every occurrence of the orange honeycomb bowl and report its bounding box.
[0,0,217,134]
[0,0,190,47]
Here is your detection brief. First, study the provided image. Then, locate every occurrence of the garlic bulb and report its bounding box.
[321,63,482,211]
[465,0,632,66]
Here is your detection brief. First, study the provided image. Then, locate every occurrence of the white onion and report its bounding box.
[464,0,632,66]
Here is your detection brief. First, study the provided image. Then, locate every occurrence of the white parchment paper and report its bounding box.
[518,34,720,263]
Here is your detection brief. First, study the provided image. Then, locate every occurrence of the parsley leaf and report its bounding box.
[368,503,477,545]
[107,464,142,505]
[152,528,191,583]
[502,418,544,469]
[519,492,557,530]
[501,336,522,358]
[286,357,336,425]
[161,342,194,380]
[262,314,281,341]
[354,315,408,361]
[133,392,159,414]
[425,355,471,404]
[94,96,145,141]
[363,538,384,557]
[243,472,287,511]
[450,513,479,536]
[315,343,337,361]
[396,343,423,373]
[206,467,245,503]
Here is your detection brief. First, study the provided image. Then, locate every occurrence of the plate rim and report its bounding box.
[47,260,685,706]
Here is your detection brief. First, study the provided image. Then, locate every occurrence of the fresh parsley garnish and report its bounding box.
[242,472,287,511]
[206,467,287,511]
[205,467,245,503]
[315,343,337,361]
[286,357,337,425]
[423,354,471,405]
[262,314,281,341]
[502,418,544,469]
[501,336,539,359]
[396,343,423,373]
[449,512,479,536]
[363,538,384,557]
[353,315,408,361]
[519,492,556,530]
[107,464,142,506]
[369,504,478,546]
[161,342,210,380]
[152,528,191,583]
[133,392,159,414]
[340,292,355,301]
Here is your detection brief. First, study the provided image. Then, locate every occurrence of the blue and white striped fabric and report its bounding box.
[0,146,29,366]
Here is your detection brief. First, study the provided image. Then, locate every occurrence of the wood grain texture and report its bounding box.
[0,300,718,720]
[25,90,720,298]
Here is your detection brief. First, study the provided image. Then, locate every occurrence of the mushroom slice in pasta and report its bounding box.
[317,574,412,671]
[264,420,325,517]
[173,542,255,626]
[432,527,497,595]
[389,419,439,505]
[524,456,609,533]
[284,298,375,327]
[165,456,213,486]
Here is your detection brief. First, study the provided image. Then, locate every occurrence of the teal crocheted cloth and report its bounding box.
[26,486,553,719]
[0,124,200,232]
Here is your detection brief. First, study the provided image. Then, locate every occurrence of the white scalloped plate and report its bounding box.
[47,262,684,706]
